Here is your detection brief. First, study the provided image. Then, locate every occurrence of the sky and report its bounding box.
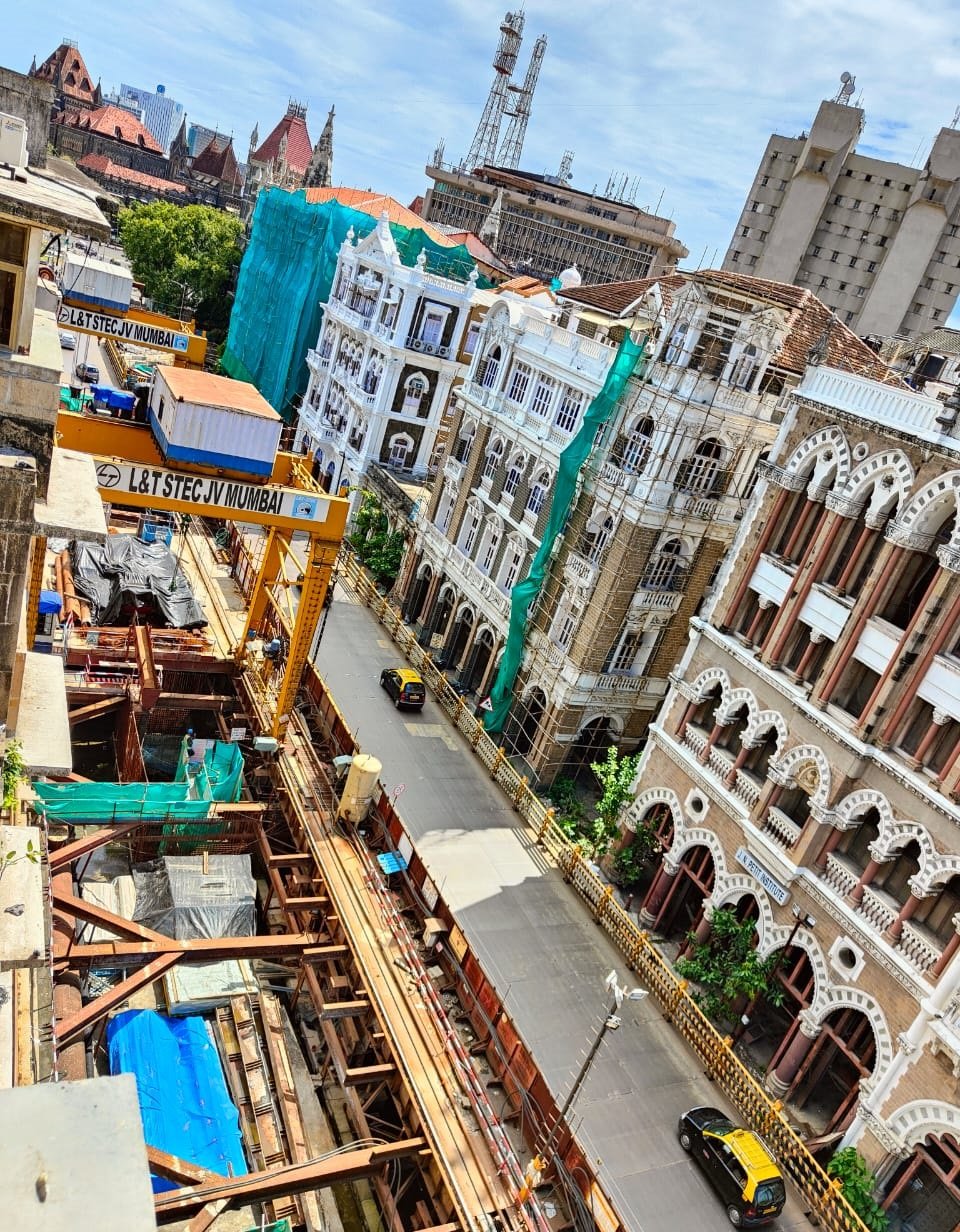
[10,0,960,278]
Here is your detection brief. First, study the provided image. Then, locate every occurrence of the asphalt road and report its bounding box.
[314,586,809,1232]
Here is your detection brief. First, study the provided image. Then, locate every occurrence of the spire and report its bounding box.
[29,55,37,75]
[303,104,334,189]
[248,122,259,158]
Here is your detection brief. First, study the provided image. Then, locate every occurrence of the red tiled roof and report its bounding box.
[302,187,456,247]
[559,274,686,316]
[562,269,893,382]
[61,104,163,153]
[191,135,241,187]
[251,111,313,175]
[77,154,189,197]
[33,42,97,106]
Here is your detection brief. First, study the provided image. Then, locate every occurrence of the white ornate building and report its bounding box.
[396,270,889,784]
[295,214,480,499]
[625,365,960,1228]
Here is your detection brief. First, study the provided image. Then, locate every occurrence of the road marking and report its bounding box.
[405,723,459,751]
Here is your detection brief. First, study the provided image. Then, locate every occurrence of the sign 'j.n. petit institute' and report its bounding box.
[95,461,328,527]
[735,847,790,906]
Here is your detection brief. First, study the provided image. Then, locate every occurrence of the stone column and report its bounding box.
[845,857,883,907]
[835,524,876,593]
[793,630,826,682]
[698,723,724,764]
[931,915,960,980]
[765,504,848,667]
[744,597,774,645]
[882,890,924,944]
[675,698,698,740]
[720,483,794,630]
[724,741,755,788]
[767,1011,821,1098]
[638,856,679,928]
[780,497,820,563]
[812,821,845,872]
[906,709,950,769]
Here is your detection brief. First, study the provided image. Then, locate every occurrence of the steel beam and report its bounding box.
[52,887,170,943]
[153,1138,428,1222]
[49,824,142,871]
[56,953,181,1046]
[57,934,336,966]
[146,1147,225,1187]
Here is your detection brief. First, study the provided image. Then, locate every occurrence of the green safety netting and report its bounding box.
[32,740,244,823]
[483,332,647,736]
[59,385,93,413]
[222,189,491,420]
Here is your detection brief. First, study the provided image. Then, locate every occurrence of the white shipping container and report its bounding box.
[64,255,133,313]
[150,368,282,477]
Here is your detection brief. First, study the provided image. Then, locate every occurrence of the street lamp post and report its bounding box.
[517,971,647,1204]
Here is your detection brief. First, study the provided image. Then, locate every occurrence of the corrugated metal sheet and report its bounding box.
[151,371,282,476]
[64,256,133,314]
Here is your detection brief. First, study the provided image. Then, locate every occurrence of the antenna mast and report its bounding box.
[497,33,547,170]
[465,11,525,170]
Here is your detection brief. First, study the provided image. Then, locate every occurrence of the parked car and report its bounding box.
[59,330,77,350]
[74,362,100,384]
[379,667,426,710]
[678,1107,786,1226]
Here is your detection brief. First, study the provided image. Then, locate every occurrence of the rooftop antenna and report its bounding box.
[465,11,524,170]
[558,149,574,183]
[497,33,547,169]
[834,71,856,105]
[952,106,960,130]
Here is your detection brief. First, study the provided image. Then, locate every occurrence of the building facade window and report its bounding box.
[454,422,475,464]
[585,513,615,563]
[530,375,555,419]
[504,453,526,497]
[500,542,524,591]
[676,437,725,494]
[479,521,501,575]
[483,438,504,480]
[641,538,687,590]
[526,470,550,518]
[506,362,532,405]
[554,387,584,433]
[460,506,481,555]
[388,434,413,467]
[402,374,428,413]
[478,345,502,388]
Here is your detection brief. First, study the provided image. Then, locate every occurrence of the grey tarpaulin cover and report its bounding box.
[72,536,207,629]
[132,856,256,939]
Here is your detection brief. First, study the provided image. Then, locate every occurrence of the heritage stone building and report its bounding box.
[395,269,888,784]
[624,364,960,1227]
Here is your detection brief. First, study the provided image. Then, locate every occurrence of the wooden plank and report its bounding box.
[184,1198,230,1232]
[343,1062,397,1086]
[283,895,329,910]
[68,696,125,726]
[320,999,371,1021]
[146,1146,224,1187]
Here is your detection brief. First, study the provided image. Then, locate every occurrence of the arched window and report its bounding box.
[731,343,759,391]
[483,438,504,481]
[664,320,689,365]
[641,539,687,591]
[677,437,725,494]
[526,470,551,517]
[459,502,482,555]
[622,416,654,473]
[503,453,526,497]
[741,450,770,503]
[499,539,525,592]
[402,374,428,413]
[479,519,502,575]
[388,434,413,467]
[454,421,476,464]
[554,387,584,433]
[585,514,615,563]
[478,345,502,389]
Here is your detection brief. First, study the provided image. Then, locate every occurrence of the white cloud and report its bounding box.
[11,0,960,278]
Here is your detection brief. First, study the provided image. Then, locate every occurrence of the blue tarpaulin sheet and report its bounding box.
[38,589,62,615]
[107,1009,248,1191]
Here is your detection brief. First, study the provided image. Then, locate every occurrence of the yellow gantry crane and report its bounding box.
[55,409,348,739]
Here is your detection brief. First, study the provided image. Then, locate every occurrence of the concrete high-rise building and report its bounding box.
[117,83,185,155]
[723,91,960,341]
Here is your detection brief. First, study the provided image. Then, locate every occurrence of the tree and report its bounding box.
[589,745,640,856]
[827,1149,888,1232]
[349,491,405,587]
[117,203,243,343]
[675,907,784,1024]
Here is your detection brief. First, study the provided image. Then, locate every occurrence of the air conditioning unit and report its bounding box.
[411,339,424,351]
[422,342,437,355]
[437,346,450,358]
[0,113,28,175]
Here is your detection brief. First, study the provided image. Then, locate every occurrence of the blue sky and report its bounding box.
[9,0,960,280]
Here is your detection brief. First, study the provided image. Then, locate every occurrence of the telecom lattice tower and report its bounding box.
[465,11,525,170]
[497,34,547,170]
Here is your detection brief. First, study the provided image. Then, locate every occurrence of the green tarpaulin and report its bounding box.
[483,333,647,736]
[223,189,490,419]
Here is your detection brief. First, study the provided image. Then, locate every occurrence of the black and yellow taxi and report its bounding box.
[678,1106,786,1226]
[379,667,426,710]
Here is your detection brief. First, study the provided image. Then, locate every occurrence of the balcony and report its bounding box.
[592,674,667,701]
[672,490,743,525]
[642,361,777,422]
[822,852,859,899]
[796,366,953,444]
[798,583,853,643]
[518,316,614,384]
[327,301,375,332]
[631,589,684,615]
[307,348,331,370]
[443,457,465,484]
[762,805,801,850]
[563,551,595,590]
[404,336,451,359]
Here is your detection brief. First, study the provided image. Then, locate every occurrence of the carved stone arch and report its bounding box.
[917,851,960,895]
[783,425,851,488]
[414,561,433,582]
[770,743,832,807]
[578,711,624,738]
[453,601,476,625]
[473,621,498,647]
[896,471,960,536]
[834,788,895,831]
[711,874,775,939]
[716,686,756,726]
[756,925,831,1006]
[838,450,915,515]
[437,581,457,605]
[624,787,684,841]
[871,820,935,868]
[689,666,731,702]
[886,1099,960,1149]
[806,986,894,1073]
[744,709,789,753]
[668,827,727,879]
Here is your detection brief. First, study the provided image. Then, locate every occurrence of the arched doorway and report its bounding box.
[405,566,432,624]
[423,586,454,649]
[787,1007,877,1135]
[616,803,675,900]
[563,717,616,782]
[652,844,716,940]
[883,1134,960,1232]
[445,605,474,669]
[461,626,495,693]
[509,688,546,758]
[754,946,816,1075]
